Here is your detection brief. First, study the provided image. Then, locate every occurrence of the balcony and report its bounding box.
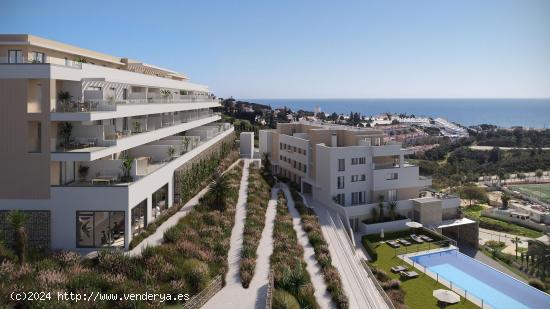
[53,94,219,113]
[60,125,233,187]
[0,56,82,69]
[51,113,223,161]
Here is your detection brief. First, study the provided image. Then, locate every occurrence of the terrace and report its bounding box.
[53,110,220,153]
[57,124,232,187]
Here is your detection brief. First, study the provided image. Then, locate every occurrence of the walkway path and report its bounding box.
[280,185,335,309]
[305,197,389,309]
[129,159,242,257]
[203,160,279,309]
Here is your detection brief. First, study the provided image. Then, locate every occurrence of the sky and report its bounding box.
[1,0,549,99]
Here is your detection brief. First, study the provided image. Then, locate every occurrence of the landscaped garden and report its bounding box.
[0,161,244,308]
[239,164,272,288]
[289,188,348,309]
[363,229,478,309]
[271,192,318,309]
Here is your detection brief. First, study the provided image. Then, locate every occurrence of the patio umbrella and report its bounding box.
[380,228,384,240]
[433,289,460,304]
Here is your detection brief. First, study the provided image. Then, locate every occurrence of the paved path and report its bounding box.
[204,160,280,309]
[280,185,335,309]
[129,160,242,256]
[304,197,389,309]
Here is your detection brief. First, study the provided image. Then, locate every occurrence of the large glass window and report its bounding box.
[77,211,125,248]
[152,184,168,219]
[337,176,345,189]
[131,200,147,236]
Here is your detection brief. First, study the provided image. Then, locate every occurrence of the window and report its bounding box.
[337,176,345,189]
[387,173,398,180]
[303,165,307,173]
[351,174,366,182]
[77,211,125,248]
[338,159,345,171]
[8,50,23,63]
[388,189,397,201]
[280,155,283,160]
[131,200,147,236]
[335,193,345,206]
[27,121,41,153]
[30,51,45,63]
[351,192,366,205]
[152,184,168,218]
[351,157,366,165]
[303,150,307,156]
[280,143,283,150]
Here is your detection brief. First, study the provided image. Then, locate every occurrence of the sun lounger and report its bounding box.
[400,271,419,278]
[391,265,407,273]
[387,240,401,248]
[410,234,424,243]
[420,234,433,242]
[398,239,411,246]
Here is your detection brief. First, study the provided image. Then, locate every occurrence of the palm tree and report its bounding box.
[378,195,385,222]
[207,173,230,211]
[388,201,398,221]
[7,210,27,264]
[511,236,522,260]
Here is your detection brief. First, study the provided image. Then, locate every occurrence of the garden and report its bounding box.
[0,161,244,308]
[271,192,317,309]
[289,188,348,309]
[364,230,478,309]
[239,164,272,288]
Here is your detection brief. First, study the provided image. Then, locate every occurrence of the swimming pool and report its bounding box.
[410,250,550,309]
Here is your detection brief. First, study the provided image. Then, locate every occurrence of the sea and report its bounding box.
[245,98,550,129]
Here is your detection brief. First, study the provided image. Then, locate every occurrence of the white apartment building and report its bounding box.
[260,121,463,232]
[0,34,234,251]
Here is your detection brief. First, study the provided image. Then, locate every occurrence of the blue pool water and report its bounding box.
[410,250,550,309]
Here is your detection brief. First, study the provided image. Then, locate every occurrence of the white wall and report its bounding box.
[240,132,254,158]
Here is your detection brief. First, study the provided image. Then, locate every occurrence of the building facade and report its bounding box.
[0,34,234,251]
[260,121,462,231]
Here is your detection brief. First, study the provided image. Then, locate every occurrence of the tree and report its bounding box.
[527,240,550,279]
[501,193,511,209]
[535,169,543,180]
[460,185,487,206]
[7,210,27,264]
[511,236,522,261]
[207,173,230,211]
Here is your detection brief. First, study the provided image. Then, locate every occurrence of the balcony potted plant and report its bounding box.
[57,91,73,112]
[78,165,89,182]
[132,121,142,134]
[59,122,73,150]
[181,136,190,154]
[168,146,176,160]
[120,157,134,182]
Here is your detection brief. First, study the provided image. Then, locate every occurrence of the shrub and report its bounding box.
[528,279,546,291]
[177,258,210,294]
[362,236,378,261]
[381,279,401,290]
[273,289,300,309]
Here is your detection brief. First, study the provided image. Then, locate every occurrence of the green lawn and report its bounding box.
[510,183,550,204]
[369,242,479,309]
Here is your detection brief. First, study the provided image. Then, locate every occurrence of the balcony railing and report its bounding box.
[0,56,82,69]
[54,111,220,152]
[54,96,219,112]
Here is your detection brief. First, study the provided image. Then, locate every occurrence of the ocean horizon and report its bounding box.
[243,98,550,129]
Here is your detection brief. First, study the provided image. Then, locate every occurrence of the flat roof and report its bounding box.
[436,218,476,229]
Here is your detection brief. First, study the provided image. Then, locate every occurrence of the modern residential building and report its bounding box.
[260,121,475,245]
[0,34,234,251]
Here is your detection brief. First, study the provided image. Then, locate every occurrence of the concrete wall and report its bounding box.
[359,218,411,235]
[240,132,254,158]
[0,78,52,199]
